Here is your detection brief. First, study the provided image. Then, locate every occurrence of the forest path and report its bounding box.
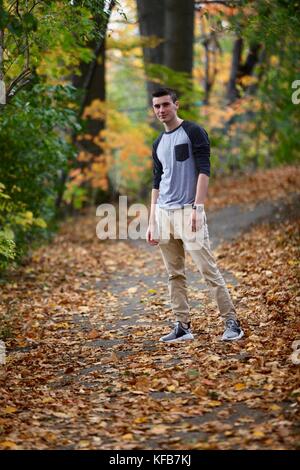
[1,171,299,450]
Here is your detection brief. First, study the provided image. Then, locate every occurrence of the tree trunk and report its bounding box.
[227,38,262,103]
[73,37,106,153]
[136,0,195,105]
[200,13,221,105]
[136,0,165,105]
[164,0,195,74]
[56,4,115,210]
[240,43,261,77]
[227,37,243,103]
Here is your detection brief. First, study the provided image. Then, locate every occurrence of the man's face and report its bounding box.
[152,95,179,123]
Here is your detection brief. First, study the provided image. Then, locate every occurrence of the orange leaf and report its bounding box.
[234,383,246,391]
[3,406,17,414]
[87,329,100,339]
[0,441,18,449]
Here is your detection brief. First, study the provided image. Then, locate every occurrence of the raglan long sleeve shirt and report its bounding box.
[152,120,210,208]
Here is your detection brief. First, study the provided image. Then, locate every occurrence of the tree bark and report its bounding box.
[137,0,195,104]
[136,0,165,105]
[56,4,115,210]
[227,37,243,103]
[227,38,262,103]
[240,42,261,77]
[164,0,195,74]
[73,37,106,153]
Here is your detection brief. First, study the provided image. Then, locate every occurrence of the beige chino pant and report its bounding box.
[156,206,237,325]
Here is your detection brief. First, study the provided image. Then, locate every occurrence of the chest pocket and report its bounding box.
[174,143,189,162]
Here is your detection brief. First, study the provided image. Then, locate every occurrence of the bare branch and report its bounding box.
[3,38,28,68]
[15,0,21,19]
[7,1,18,14]
[111,19,138,25]
[7,78,31,101]
[29,1,44,14]
[79,0,116,115]
[7,67,31,96]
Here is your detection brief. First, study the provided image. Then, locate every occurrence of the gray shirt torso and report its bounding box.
[152,121,210,209]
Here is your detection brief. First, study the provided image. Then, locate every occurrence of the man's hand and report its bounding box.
[189,207,205,232]
[146,221,159,245]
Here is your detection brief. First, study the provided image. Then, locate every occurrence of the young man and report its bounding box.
[146,87,244,344]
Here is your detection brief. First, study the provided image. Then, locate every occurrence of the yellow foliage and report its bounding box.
[239,75,258,87]
[201,104,236,128]
[83,100,107,120]
[107,35,163,52]
[270,55,279,67]
[73,99,152,191]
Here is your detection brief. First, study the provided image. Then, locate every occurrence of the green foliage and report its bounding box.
[0,0,114,104]
[228,0,300,167]
[0,1,111,270]
[0,84,79,267]
[1,1,98,88]
[63,184,89,210]
[108,62,148,123]
[0,231,16,271]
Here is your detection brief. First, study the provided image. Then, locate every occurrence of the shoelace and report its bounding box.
[226,319,239,330]
[176,322,189,332]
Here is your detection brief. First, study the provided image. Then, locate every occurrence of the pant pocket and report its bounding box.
[181,211,205,250]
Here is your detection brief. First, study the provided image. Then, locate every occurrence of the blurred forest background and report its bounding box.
[0,0,299,270]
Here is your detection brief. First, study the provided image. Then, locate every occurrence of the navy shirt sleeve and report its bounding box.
[182,121,210,177]
[152,135,163,189]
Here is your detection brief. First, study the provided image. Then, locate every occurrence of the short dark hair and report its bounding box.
[152,87,178,103]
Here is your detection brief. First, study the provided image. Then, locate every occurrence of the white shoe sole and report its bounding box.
[221,329,244,341]
[159,333,194,344]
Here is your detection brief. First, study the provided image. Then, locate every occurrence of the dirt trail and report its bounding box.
[1,193,299,450]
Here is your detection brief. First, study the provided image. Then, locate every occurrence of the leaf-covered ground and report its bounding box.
[0,166,299,450]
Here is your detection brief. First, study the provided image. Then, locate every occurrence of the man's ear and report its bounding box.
[175,100,179,109]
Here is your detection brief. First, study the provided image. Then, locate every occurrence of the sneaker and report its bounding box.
[159,322,194,343]
[221,319,244,341]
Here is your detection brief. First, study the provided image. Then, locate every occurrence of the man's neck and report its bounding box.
[164,117,183,132]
